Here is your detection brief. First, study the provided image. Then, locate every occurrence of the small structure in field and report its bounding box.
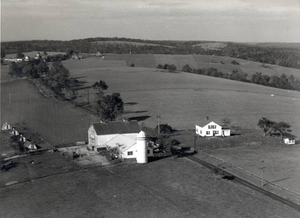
[2,122,11,131]
[24,141,38,150]
[195,121,230,137]
[284,138,295,145]
[88,121,153,163]
[10,128,19,136]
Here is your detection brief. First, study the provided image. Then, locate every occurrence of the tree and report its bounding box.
[92,80,108,92]
[155,124,173,134]
[16,52,24,58]
[182,64,193,73]
[273,122,292,139]
[8,62,23,77]
[258,117,275,136]
[221,118,231,127]
[95,93,124,121]
[45,62,70,94]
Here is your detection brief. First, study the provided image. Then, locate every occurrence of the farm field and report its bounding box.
[203,143,300,194]
[63,58,300,138]
[91,40,174,48]
[1,156,300,218]
[5,51,66,58]
[0,74,97,146]
[94,54,300,79]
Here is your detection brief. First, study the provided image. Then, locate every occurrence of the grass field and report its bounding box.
[1,155,300,218]
[62,59,300,138]
[93,54,300,79]
[91,40,174,48]
[192,42,228,50]
[5,51,66,58]
[0,76,97,145]
[204,143,300,194]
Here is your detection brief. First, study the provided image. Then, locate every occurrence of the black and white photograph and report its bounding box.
[1,0,300,217]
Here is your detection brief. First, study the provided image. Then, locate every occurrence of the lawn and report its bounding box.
[1,156,300,218]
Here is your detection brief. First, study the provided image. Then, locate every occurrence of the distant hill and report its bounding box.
[192,42,227,50]
[2,37,300,69]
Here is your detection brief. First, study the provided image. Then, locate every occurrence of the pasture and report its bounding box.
[5,51,66,58]
[204,143,300,194]
[91,40,173,47]
[192,42,228,50]
[95,54,300,79]
[1,156,299,218]
[63,58,300,138]
[0,74,97,145]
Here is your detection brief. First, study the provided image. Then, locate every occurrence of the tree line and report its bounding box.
[8,59,125,121]
[2,37,300,69]
[8,59,77,100]
[180,64,300,91]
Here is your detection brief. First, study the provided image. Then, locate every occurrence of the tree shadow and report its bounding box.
[128,115,151,122]
[124,110,148,114]
[124,102,138,105]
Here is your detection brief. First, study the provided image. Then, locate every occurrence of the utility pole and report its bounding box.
[259,160,266,187]
[157,115,160,134]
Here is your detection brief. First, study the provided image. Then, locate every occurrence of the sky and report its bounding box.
[1,0,300,42]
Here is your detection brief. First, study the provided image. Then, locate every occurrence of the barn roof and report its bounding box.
[92,121,140,135]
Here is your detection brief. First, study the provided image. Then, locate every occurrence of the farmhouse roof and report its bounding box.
[92,121,140,135]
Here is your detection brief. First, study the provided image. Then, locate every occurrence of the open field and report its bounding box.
[0,76,97,146]
[91,40,174,48]
[1,156,300,218]
[89,54,300,79]
[5,51,66,58]
[192,42,228,50]
[62,59,300,138]
[204,143,300,194]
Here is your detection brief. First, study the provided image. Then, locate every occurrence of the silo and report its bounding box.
[136,131,147,164]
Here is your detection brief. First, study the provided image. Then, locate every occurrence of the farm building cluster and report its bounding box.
[2,122,38,150]
[88,121,153,164]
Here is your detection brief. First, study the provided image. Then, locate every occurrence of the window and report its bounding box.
[127,151,133,156]
[206,131,210,135]
[147,150,150,154]
[213,131,219,135]
[208,125,216,129]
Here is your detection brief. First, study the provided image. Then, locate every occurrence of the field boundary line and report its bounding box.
[193,151,300,205]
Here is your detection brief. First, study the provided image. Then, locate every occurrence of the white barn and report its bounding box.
[88,121,141,149]
[196,121,230,137]
[88,121,153,163]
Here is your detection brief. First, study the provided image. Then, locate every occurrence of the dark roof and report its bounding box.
[92,121,140,135]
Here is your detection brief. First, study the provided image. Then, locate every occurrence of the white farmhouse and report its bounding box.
[88,121,153,163]
[195,121,230,137]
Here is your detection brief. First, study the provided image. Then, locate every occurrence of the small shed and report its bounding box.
[2,122,11,131]
[284,138,295,145]
[24,141,38,150]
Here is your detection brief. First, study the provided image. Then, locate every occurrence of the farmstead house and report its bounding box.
[88,121,153,163]
[195,121,230,137]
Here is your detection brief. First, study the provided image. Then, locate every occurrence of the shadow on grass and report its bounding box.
[124,102,138,105]
[128,115,151,122]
